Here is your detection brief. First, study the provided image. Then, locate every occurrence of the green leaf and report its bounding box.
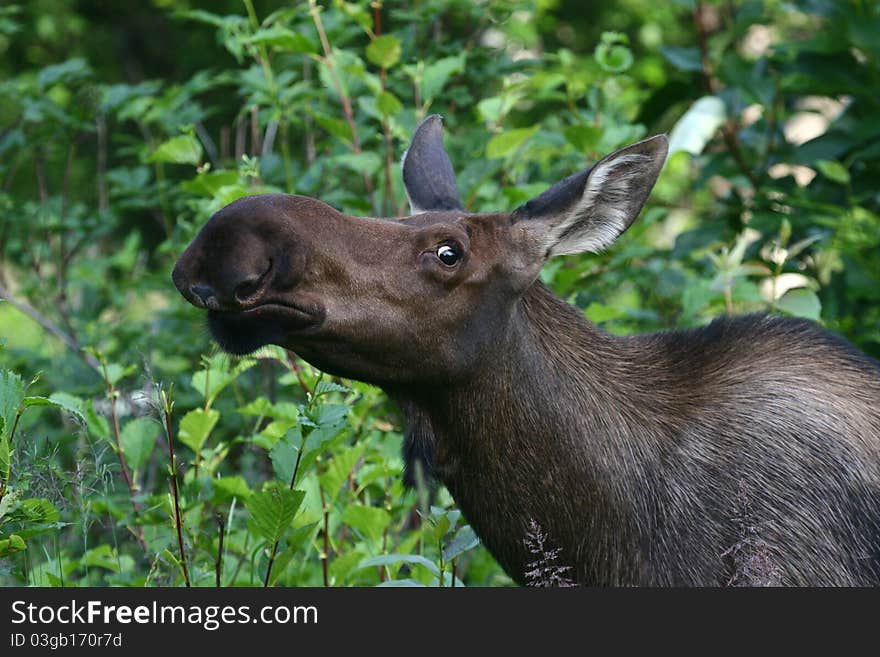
[269,426,302,483]
[0,434,9,484]
[176,9,228,28]
[0,369,25,441]
[358,553,440,576]
[178,408,220,455]
[190,354,256,406]
[595,32,633,73]
[260,417,299,446]
[660,46,703,72]
[120,417,157,471]
[0,534,26,557]
[814,159,850,185]
[330,151,382,175]
[668,96,726,156]
[212,475,253,503]
[236,397,272,418]
[246,482,305,543]
[584,302,625,323]
[148,134,203,165]
[247,26,317,53]
[81,544,120,572]
[36,58,92,88]
[563,125,602,152]
[377,578,427,587]
[9,498,59,524]
[83,401,110,442]
[432,514,451,542]
[775,288,822,320]
[442,525,480,561]
[342,504,391,544]
[312,113,353,144]
[314,381,351,397]
[103,363,135,386]
[420,54,466,100]
[0,487,18,522]
[180,170,240,197]
[319,443,365,501]
[366,35,402,69]
[486,126,539,159]
[48,392,108,439]
[24,395,86,426]
[376,90,402,117]
[265,524,318,585]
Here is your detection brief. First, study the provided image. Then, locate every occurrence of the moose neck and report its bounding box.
[390,282,657,585]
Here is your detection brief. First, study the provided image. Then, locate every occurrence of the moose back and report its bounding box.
[172,116,880,586]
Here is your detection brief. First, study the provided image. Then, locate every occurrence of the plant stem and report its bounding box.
[693,1,759,190]
[319,485,330,587]
[7,408,23,448]
[161,386,191,587]
[263,432,306,587]
[99,359,148,553]
[215,512,225,587]
[0,405,23,505]
[308,0,377,212]
[438,540,444,587]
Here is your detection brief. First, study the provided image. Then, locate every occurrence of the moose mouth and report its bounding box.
[206,302,324,355]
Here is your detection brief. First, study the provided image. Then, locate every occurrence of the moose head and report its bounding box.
[171,116,667,387]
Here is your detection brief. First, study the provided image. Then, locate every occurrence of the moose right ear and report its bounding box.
[512,135,668,258]
[401,115,463,214]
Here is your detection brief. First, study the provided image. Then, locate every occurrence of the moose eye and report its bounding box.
[436,244,461,266]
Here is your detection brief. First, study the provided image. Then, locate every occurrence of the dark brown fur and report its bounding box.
[172,118,880,585]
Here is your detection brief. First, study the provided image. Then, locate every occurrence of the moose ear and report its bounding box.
[401,114,463,214]
[512,135,668,257]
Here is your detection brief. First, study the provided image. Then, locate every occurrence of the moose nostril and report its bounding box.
[234,277,263,301]
[234,260,273,302]
[190,284,216,306]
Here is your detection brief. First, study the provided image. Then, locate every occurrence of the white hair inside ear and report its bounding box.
[546,152,654,256]
[511,135,668,259]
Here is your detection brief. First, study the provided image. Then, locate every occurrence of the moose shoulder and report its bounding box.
[172,115,880,586]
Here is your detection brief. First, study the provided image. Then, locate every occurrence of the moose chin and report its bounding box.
[173,115,880,586]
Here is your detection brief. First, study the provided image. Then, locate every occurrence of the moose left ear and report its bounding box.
[401,115,463,214]
[512,135,668,257]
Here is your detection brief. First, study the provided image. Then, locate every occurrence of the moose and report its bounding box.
[173,115,880,586]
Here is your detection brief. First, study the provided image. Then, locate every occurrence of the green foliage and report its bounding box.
[1,0,878,587]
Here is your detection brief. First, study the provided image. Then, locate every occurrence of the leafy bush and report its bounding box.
[0,0,878,586]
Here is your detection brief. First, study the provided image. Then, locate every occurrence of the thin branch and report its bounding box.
[263,432,306,587]
[374,2,395,217]
[303,59,317,166]
[0,408,24,507]
[34,156,48,203]
[235,114,246,161]
[0,282,100,370]
[319,484,330,587]
[215,512,225,587]
[250,105,262,157]
[694,1,760,189]
[99,358,148,553]
[261,120,278,157]
[195,122,220,168]
[308,0,377,212]
[286,351,312,396]
[161,386,191,587]
[96,115,109,214]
